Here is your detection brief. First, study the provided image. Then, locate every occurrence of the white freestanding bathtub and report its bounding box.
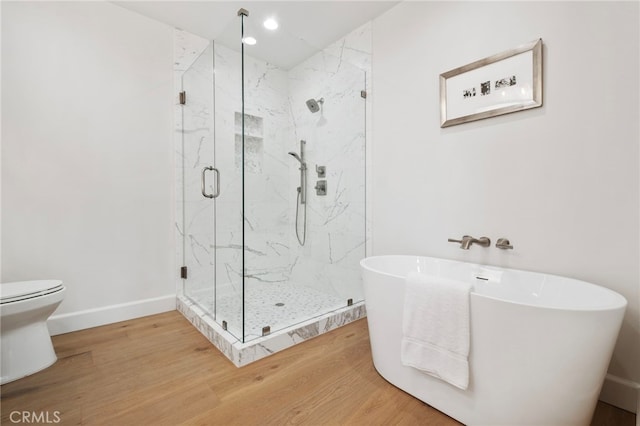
[361,255,627,426]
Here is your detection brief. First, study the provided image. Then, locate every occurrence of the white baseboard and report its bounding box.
[47,294,177,336]
[600,373,640,414]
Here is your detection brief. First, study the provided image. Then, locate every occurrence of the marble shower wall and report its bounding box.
[286,23,370,303]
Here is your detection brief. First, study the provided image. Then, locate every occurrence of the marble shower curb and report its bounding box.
[177,295,366,367]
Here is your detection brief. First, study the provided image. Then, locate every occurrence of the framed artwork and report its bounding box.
[440,39,543,128]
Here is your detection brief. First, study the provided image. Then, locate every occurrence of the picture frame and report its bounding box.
[440,39,543,128]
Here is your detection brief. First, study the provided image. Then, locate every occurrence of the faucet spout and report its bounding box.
[448,235,491,250]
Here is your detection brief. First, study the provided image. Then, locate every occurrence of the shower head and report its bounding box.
[288,152,303,164]
[305,98,324,113]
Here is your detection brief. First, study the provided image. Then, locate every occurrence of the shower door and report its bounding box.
[181,39,244,339]
[181,43,216,314]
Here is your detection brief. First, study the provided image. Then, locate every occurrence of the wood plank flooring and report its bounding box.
[0,311,635,425]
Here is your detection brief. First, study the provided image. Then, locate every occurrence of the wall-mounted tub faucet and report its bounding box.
[448,235,491,250]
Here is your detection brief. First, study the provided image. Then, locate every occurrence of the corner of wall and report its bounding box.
[600,374,640,414]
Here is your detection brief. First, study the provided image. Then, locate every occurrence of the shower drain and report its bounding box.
[275,302,285,307]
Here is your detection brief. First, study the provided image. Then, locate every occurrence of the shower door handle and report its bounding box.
[201,166,220,199]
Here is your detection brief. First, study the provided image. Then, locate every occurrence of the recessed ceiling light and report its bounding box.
[263,18,278,30]
[243,36,257,45]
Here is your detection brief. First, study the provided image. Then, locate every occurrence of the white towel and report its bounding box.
[401,271,472,390]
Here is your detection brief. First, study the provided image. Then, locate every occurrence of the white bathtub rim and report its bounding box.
[360,255,628,312]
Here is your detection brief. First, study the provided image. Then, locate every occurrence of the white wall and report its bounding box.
[372,1,639,412]
[1,2,176,333]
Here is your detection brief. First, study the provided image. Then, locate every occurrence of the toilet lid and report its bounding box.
[0,280,64,304]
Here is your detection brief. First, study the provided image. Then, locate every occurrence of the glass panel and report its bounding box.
[212,18,246,340]
[239,16,367,342]
[181,43,215,315]
[208,10,368,343]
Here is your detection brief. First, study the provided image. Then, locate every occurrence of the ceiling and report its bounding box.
[112,1,398,69]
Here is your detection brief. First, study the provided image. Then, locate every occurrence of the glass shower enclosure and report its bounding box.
[178,9,367,347]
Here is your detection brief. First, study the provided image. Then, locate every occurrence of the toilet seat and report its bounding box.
[1,280,64,304]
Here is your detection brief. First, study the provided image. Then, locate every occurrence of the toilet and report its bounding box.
[0,280,66,384]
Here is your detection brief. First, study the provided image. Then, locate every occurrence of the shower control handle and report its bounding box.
[315,180,327,196]
[201,166,221,199]
[496,238,514,250]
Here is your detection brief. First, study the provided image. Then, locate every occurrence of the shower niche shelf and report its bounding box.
[234,112,264,173]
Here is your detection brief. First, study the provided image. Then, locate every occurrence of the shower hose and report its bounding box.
[295,188,307,246]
